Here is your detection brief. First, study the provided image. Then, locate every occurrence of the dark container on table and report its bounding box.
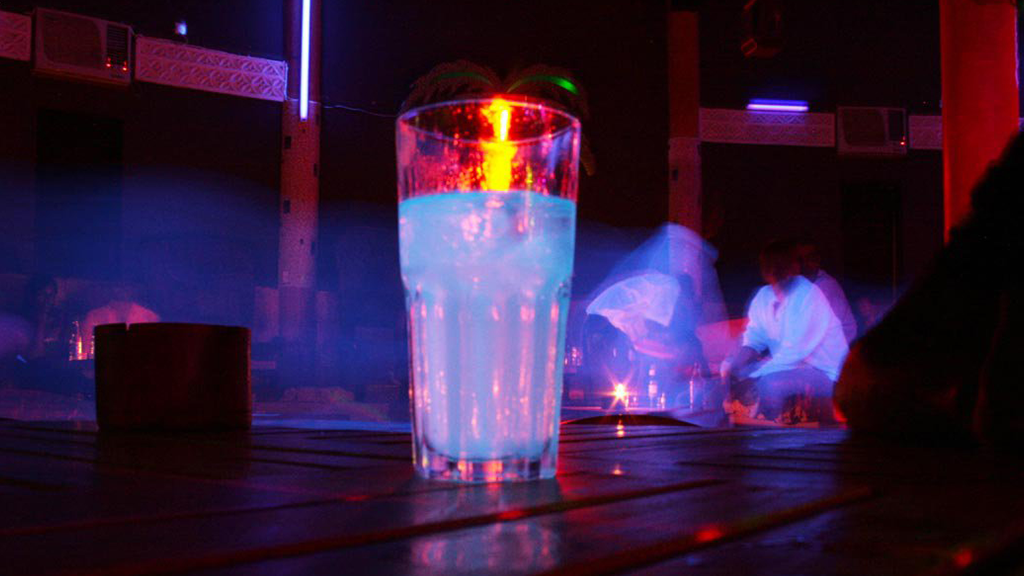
[95,323,251,431]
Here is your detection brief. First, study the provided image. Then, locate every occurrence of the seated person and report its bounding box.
[580,314,635,406]
[81,284,160,355]
[0,275,89,397]
[722,240,849,421]
[0,313,32,390]
[632,274,711,408]
[6,276,66,361]
[796,240,858,344]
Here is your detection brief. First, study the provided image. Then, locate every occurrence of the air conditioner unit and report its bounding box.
[837,107,907,156]
[33,8,132,86]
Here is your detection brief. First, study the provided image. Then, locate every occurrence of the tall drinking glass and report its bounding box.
[397,97,580,482]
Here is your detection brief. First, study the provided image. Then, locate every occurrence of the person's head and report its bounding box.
[759,240,800,288]
[23,275,58,313]
[795,239,822,279]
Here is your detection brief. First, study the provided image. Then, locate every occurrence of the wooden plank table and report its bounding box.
[1,417,1023,575]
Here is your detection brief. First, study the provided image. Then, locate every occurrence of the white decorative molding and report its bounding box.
[700,107,835,147]
[135,36,287,102]
[700,110,1019,151]
[908,115,942,150]
[0,11,31,62]
[907,115,1023,151]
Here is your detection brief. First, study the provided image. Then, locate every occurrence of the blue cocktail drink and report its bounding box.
[400,191,575,475]
[397,98,580,482]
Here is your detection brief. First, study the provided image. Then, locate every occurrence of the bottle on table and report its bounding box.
[68,320,83,361]
[647,364,658,408]
[689,361,704,411]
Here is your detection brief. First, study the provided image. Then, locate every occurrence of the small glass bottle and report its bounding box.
[68,320,82,361]
[689,361,703,410]
[647,364,658,408]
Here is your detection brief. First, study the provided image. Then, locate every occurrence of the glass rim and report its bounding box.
[397,96,581,146]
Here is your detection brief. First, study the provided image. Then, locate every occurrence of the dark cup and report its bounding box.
[95,323,251,431]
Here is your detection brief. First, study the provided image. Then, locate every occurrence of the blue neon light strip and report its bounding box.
[299,0,310,120]
[747,99,808,113]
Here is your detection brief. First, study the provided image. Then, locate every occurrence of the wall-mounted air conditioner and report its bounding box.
[33,8,132,86]
[837,107,907,156]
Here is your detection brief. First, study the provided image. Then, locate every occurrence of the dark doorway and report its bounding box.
[34,109,123,279]
[841,180,901,300]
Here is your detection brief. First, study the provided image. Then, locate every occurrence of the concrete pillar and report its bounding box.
[667,7,701,234]
[940,0,1019,238]
[667,6,706,300]
[279,0,322,385]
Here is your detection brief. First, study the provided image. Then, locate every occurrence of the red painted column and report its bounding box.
[940,0,1019,238]
[279,0,322,385]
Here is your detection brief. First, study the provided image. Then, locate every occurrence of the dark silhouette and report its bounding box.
[836,133,1024,445]
[0,275,89,397]
[19,275,64,361]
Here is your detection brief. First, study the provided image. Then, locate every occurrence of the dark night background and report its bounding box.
[0,0,1021,319]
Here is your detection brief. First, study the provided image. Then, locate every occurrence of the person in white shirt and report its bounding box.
[796,240,858,343]
[722,240,849,420]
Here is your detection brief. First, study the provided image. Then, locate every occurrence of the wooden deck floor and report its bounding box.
[1,418,1023,575]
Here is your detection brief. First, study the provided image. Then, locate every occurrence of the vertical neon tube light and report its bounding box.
[299,0,311,121]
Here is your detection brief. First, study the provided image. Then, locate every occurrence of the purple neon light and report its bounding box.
[746,99,809,113]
